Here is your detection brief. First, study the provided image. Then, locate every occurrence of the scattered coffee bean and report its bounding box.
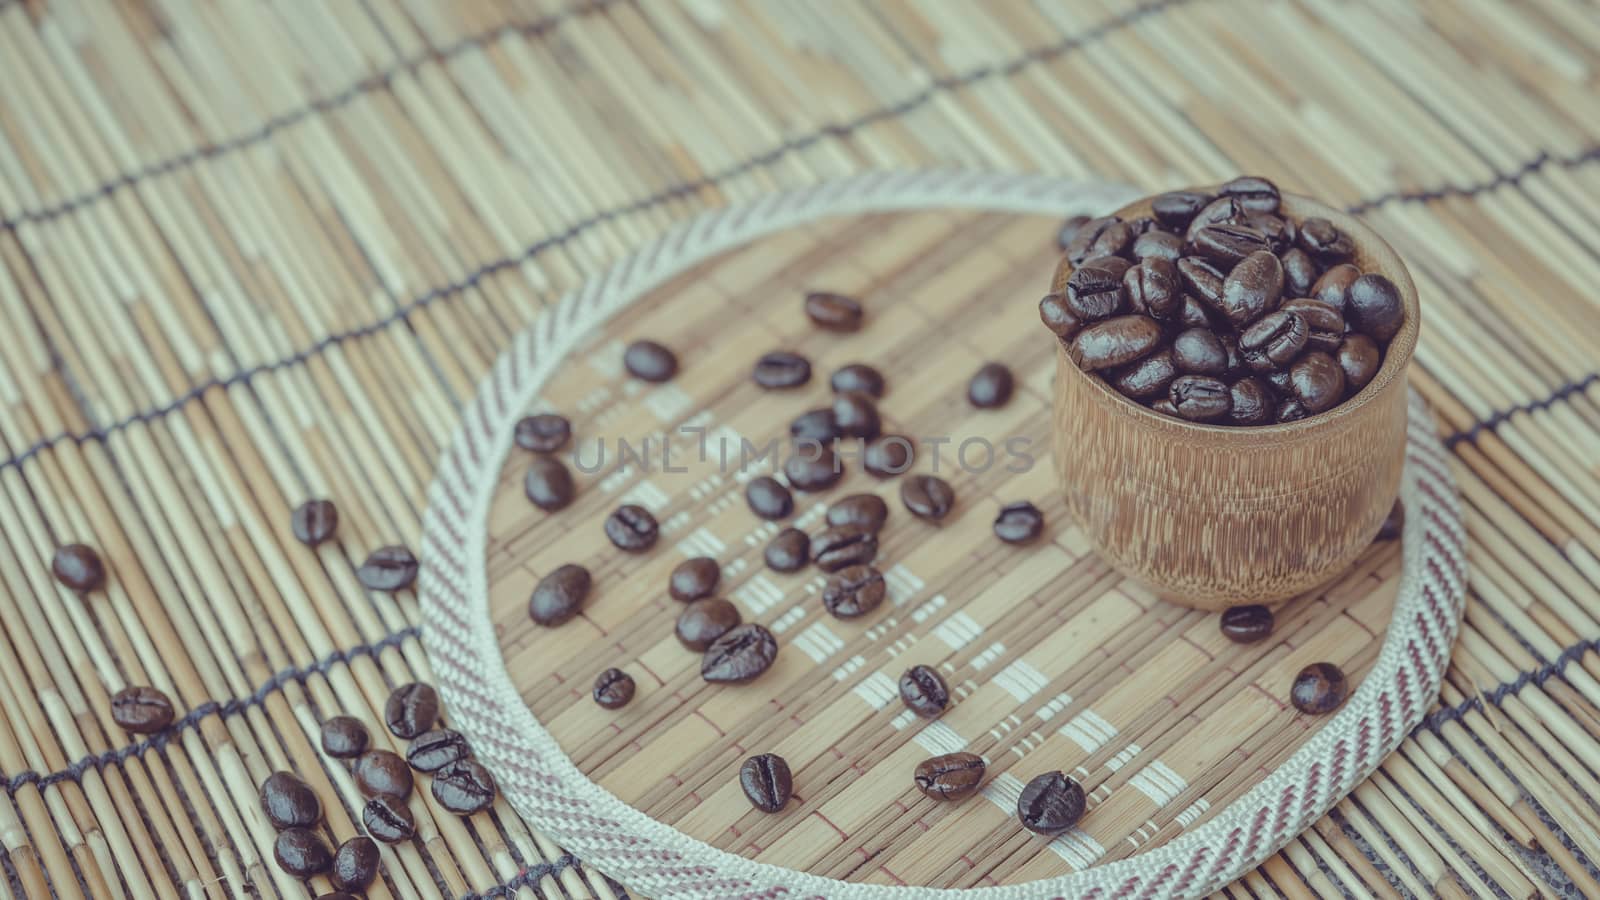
[1239,310,1308,371]
[746,476,794,520]
[1377,499,1404,540]
[1337,334,1382,391]
[967,363,1015,409]
[604,504,659,552]
[1228,377,1274,426]
[331,836,380,893]
[1169,375,1232,422]
[804,291,863,332]
[753,351,812,389]
[1056,215,1090,250]
[898,665,949,718]
[624,340,678,382]
[1061,216,1131,266]
[406,729,471,773]
[827,494,889,532]
[701,624,778,684]
[1038,292,1082,341]
[514,413,571,453]
[900,475,955,522]
[830,363,885,398]
[1069,315,1162,371]
[831,391,881,439]
[1280,247,1317,297]
[320,716,371,759]
[784,443,844,492]
[822,565,885,619]
[740,753,793,813]
[1112,350,1177,400]
[362,796,415,843]
[593,668,636,709]
[432,760,497,815]
[812,523,879,572]
[1218,250,1283,329]
[524,455,576,511]
[354,750,414,799]
[110,686,174,734]
[764,528,810,572]
[385,683,439,739]
[1151,190,1212,229]
[1219,605,1274,643]
[274,828,333,878]
[51,543,106,592]
[1064,256,1130,321]
[1281,297,1344,353]
[1289,351,1345,414]
[260,771,321,830]
[357,546,418,592]
[993,501,1044,544]
[1016,771,1086,835]
[530,563,591,626]
[676,598,742,651]
[1297,216,1353,261]
[914,752,986,802]
[1172,327,1229,375]
[1347,273,1406,343]
[789,407,840,444]
[669,556,721,602]
[291,500,339,547]
[1291,662,1348,714]
[863,434,915,478]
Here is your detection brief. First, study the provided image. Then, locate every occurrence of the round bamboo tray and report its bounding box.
[418,172,1467,899]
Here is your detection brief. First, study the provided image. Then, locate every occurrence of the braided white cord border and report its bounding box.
[418,171,1466,900]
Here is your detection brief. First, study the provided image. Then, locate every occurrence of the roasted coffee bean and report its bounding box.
[111,686,174,734]
[515,413,571,453]
[1219,250,1284,329]
[274,828,333,878]
[355,750,414,799]
[1218,175,1280,213]
[291,500,339,547]
[604,504,659,552]
[669,556,721,602]
[407,729,470,773]
[1131,229,1184,262]
[1184,196,1248,242]
[1171,327,1229,375]
[1016,771,1086,835]
[1337,334,1382,391]
[1150,397,1181,417]
[363,796,415,843]
[1220,333,1244,374]
[1170,375,1232,422]
[357,546,418,592]
[530,563,591,626]
[1069,315,1162,371]
[1239,311,1309,371]
[1297,216,1353,261]
[701,624,778,684]
[993,501,1044,544]
[1280,248,1317,297]
[260,771,322,830]
[789,407,839,444]
[1265,369,1294,395]
[1038,292,1082,341]
[753,351,812,389]
[784,443,844,492]
[805,291,864,332]
[827,494,889,532]
[831,391,881,439]
[676,598,741,651]
[1064,256,1130,321]
[320,716,370,759]
[1176,257,1226,309]
[863,434,915,478]
[1311,263,1360,312]
[746,476,794,520]
[623,339,678,382]
[898,665,949,718]
[1278,398,1309,422]
[1228,377,1275,426]
[385,683,439,739]
[1281,297,1345,353]
[822,565,885,619]
[1290,351,1346,414]
[593,668,636,709]
[1177,295,1213,330]
[1191,222,1272,269]
[914,752,986,802]
[1347,273,1405,342]
[812,523,878,572]
[1056,215,1090,250]
[740,754,793,812]
[1123,257,1183,320]
[1246,213,1296,253]
[1377,499,1404,541]
[524,455,576,511]
[1062,216,1131,265]
[968,362,1015,408]
[432,760,497,815]
[1112,349,1177,400]
[900,475,955,522]
[51,543,106,591]
[765,528,810,572]
[1151,190,1213,229]
[1291,662,1348,714]
[830,363,885,398]
[1220,605,1274,643]
[331,836,380,893]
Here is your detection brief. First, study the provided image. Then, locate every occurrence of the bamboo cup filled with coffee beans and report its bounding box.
[1043,177,1420,609]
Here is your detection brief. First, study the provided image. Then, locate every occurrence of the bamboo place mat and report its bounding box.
[0,0,1597,897]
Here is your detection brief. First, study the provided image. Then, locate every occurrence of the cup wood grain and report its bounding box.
[1052,189,1421,610]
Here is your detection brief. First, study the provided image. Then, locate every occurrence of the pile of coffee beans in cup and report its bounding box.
[1043,176,1407,424]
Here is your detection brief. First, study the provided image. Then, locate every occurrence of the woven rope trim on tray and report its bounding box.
[417,170,1468,900]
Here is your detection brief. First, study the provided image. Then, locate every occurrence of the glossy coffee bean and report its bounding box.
[1068,315,1162,371]
[623,340,677,382]
[746,476,794,520]
[1169,375,1232,422]
[789,407,839,444]
[900,475,955,522]
[740,753,793,813]
[676,598,741,651]
[1123,257,1182,320]
[1247,213,1296,253]
[1311,263,1360,312]
[1112,349,1177,400]
[764,528,810,572]
[1171,327,1228,375]
[1266,370,1293,395]
[1176,257,1226,309]
[812,523,879,572]
[274,828,333,878]
[592,668,636,709]
[1061,216,1131,266]
[1377,499,1404,541]
[968,363,1015,409]
[406,729,470,773]
[822,565,885,619]
[1239,311,1309,371]
[1290,351,1346,414]
[331,836,380,893]
[530,563,591,626]
[753,351,812,389]
[898,665,949,718]
[1184,196,1247,242]
[1347,273,1406,343]
[524,456,576,511]
[1278,398,1309,423]
[993,501,1044,545]
[1064,256,1130,321]
[1192,222,1272,269]
[1056,215,1090,250]
[1131,229,1184,262]
[261,771,322,830]
[357,546,418,592]
[1219,250,1284,329]
[1228,377,1274,426]
[1337,334,1382,391]
[830,363,885,398]
[355,750,413,800]
[1280,247,1317,298]
[1038,292,1082,341]
[784,443,844,492]
[1219,605,1274,643]
[1291,662,1348,714]
[1218,175,1280,213]
[51,543,106,591]
[701,624,779,684]
[291,500,339,547]
[111,686,175,734]
[604,504,659,552]
[385,683,439,739]
[1016,771,1086,835]
[363,796,415,843]
[831,391,881,439]
[1281,297,1345,353]
[1151,190,1213,229]
[669,556,721,602]
[1297,216,1353,261]
[863,434,915,478]
[514,413,571,453]
[432,760,497,815]
[320,716,370,759]
[914,752,986,802]
[805,291,864,331]
[827,494,889,533]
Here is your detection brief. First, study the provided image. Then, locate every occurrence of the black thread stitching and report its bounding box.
[1343,146,1600,216]
[1442,373,1600,449]
[458,855,580,900]
[1415,636,1600,734]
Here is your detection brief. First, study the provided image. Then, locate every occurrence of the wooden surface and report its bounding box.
[0,0,1598,898]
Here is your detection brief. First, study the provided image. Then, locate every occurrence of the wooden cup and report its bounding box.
[1052,190,1421,610]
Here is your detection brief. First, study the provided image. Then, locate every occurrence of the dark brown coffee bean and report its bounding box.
[1281,297,1345,353]
[1177,296,1212,330]
[1228,377,1275,426]
[1038,292,1082,341]
[669,556,720,602]
[1192,222,1272,269]
[110,686,174,734]
[1219,250,1284,329]
[863,434,915,478]
[1278,398,1309,422]
[331,836,380,893]
[827,494,889,532]
[1377,499,1404,541]
[1220,332,1244,375]
[753,351,812,389]
[914,752,986,802]
[994,501,1044,545]
[514,413,571,453]
[1291,662,1348,714]
[357,546,418,592]
[746,476,794,520]
[1311,263,1360,312]
[1184,196,1248,242]
[530,563,591,626]
[1170,375,1232,422]
[1337,334,1382,392]
[1220,605,1274,643]
[764,528,810,572]
[320,716,370,759]
[1063,256,1130,321]
[1280,248,1317,298]
[260,771,322,830]
[407,729,470,773]
[784,442,844,492]
[789,407,839,444]
[1150,397,1181,417]
[901,475,955,522]
[1176,257,1226,309]
[898,665,949,718]
[1239,311,1309,371]
[1218,175,1280,213]
[1056,215,1090,250]
[524,456,576,511]
[51,543,106,591]
[432,760,497,815]
[1016,771,1086,835]
[701,623,778,684]
[805,291,864,332]
[1172,327,1228,375]
[1062,216,1131,266]
[1112,350,1177,400]
[812,523,879,572]
[363,796,415,843]
[291,500,339,547]
[822,565,885,619]
[355,750,414,799]
[274,828,333,878]
[1247,213,1296,253]
[740,753,793,812]
[593,668,636,709]
[830,363,885,398]
[676,598,741,651]
[1069,315,1162,371]
[1347,274,1406,343]
[968,363,1015,409]
[604,504,659,552]
[385,683,438,739]
[1151,190,1213,229]
[1131,229,1184,262]
[623,340,677,382]
[1123,257,1182,320]
[831,392,881,439]
[1290,351,1346,414]
[1297,216,1353,261]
